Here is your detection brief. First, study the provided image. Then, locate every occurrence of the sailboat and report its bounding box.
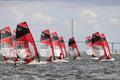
[85,36,97,59]
[40,29,54,62]
[51,32,63,59]
[68,37,80,60]
[0,26,18,64]
[51,32,68,62]
[12,30,30,64]
[15,22,40,64]
[59,36,67,58]
[92,32,115,61]
[99,33,115,61]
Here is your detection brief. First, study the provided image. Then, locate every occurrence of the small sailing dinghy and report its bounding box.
[99,33,115,61]
[0,26,18,64]
[92,32,115,61]
[68,37,81,60]
[15,22,41,64]
[59,36,67,58]
[51,32,68,63]
[40,29,55,62]
[85,36,99,60]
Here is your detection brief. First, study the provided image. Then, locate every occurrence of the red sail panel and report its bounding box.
[85,36,93,47]
[68,37,80,57]
[40,29,54,61]
[92,32,107,59]
[100,33,112,59]
[1,26,18,63]
[59,36,67,57]
[51,32,64,59]
[1,26,13,46]
[85,36,95,57]
[92,32,103,46]
[16,22,39,61]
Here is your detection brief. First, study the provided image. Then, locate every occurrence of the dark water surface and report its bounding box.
[0,54,120,80]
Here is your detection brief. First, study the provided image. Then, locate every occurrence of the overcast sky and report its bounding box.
[0,0,120,50]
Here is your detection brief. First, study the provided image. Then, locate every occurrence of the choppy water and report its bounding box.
[0,54,120,80]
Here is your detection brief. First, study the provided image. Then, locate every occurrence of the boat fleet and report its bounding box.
[0,21,115,65]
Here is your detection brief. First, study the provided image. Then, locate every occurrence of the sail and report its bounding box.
[59,36,67,57]
[85,36,95,57]
[0,26,18,63]
[40,29,54,61]
[51,32,64,59]
[85,36,93,47]
[13,30,29,60]
[100,33,112,59]
[92,32,107,59]
[16,22,40,62]
[1,26,13,46]
[68,37,80,57]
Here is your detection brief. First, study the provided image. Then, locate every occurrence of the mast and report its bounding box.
[71,18,74,37]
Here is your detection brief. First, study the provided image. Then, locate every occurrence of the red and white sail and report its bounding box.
[1,26,13,45]
[15,22,40,63]
[40,29,54,61]
[85,36,95,57]
[85,36,93,47]
[92,32,108,59]
[51,32,64,60]
[68,37,80,59]
[59,36,67,58]
[0,26,18,63]
[100,33,112,59]
[13,30,31,60]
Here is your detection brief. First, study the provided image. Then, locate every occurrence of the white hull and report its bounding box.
[53,59,68,63]
[0,60,25,64]
[27,60,47,65]
[91,57,99,60]
[100,58,115,62]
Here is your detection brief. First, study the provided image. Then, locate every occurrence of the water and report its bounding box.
[0,54,120,80]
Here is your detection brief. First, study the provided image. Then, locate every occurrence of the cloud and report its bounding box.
[10,6,54,25]
[80,9,99,29]
[10,7,29,22]
[32,13,53,25]
[80,9,97,19]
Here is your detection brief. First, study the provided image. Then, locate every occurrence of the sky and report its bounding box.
[0,0,120,51]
